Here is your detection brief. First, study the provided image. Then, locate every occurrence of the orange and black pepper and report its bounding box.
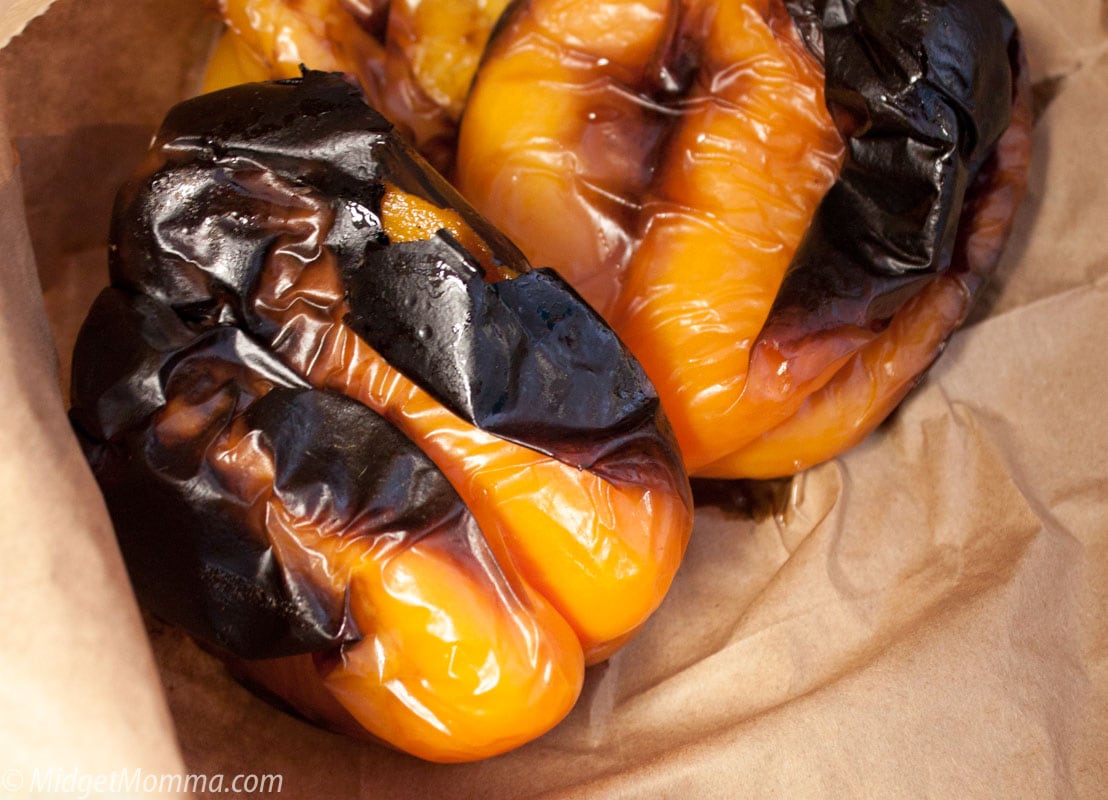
[70,72,692,763]
[456,0,1031,477]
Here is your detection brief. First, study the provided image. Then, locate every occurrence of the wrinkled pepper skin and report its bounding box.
[204,0,511,174]
[69,72,692,762]
[456,0,1032,478]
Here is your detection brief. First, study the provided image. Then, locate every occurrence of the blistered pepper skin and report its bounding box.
[456,0,1031,477]
[204,0,511,174]
[70,72,692,762]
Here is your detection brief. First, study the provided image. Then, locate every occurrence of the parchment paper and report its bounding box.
[0,0,1104,797]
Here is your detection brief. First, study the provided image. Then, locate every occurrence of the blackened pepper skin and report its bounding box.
[204,0,515,176]
[71,288,459,659]
[456,0,1031,477]
[110,71,678,477]
[770,0,1019,329]
[70,71,693,762]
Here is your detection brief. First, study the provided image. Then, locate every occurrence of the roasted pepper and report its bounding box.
[203,0,511,174]
[455,0,1032,478]
[69,72,692,762]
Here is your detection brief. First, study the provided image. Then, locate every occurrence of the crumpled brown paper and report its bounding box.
[0,0,1104,797]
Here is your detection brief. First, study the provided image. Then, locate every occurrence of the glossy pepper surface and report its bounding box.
[69,72,692,762]
[203,0,512,174]
[455,0,1032,477]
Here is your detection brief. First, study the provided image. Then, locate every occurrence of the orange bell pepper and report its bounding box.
[69,72,692,762]
[455,0,1032,477]
[204,0,511,174]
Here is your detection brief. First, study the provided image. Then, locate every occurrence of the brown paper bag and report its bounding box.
[1,0,1104,797]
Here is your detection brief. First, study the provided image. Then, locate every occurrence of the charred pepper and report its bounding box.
[70,71,692,763]
[455,0,1032,477]
[203,0,511,174]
